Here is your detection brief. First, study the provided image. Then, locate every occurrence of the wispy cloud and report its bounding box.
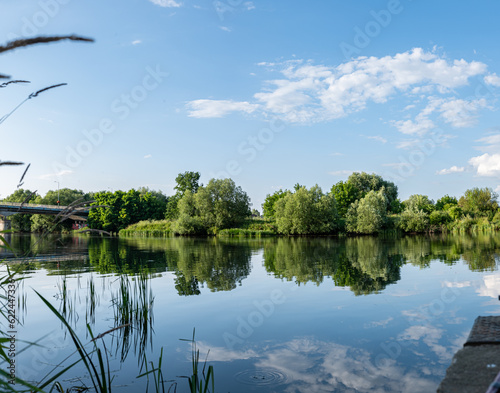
[131,40,142,45]
[186,99,258,118]
[365,135,387,143]
[244,1,255,10]
[219,26,232,32]
[39,170,73,179]
[144,154,152,159]
[329,170,355,176]
[436,165,465,175]
[149,0,181,8]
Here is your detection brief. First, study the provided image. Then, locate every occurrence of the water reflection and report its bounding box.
[196,338,439,393]
[263,234,500,295]
[3,233,500,297]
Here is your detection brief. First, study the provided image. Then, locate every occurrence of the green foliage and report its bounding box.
[218,228,274,237]
[262,189,287,219]
[436,195,458,210]
[174,179,251,235]
[389,199,404,214]
[275,185,338,235]
[31,188,90,233]
[165,194,181,220]
[403,194,435,214]
[175,171,201,195]
[346,172,398,211]
[447,205,463,220]
[119,220,173,237]
[1,189,37,232]
[89,189,166,232]
[397,208,430,232]
[165,172,201,220]
[458,187,498,217]
[330,180,360,218]
[429,210,452,226]
[345,190,387,234]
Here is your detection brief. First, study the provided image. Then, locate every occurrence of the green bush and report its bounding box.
[429,210,452,226]
[397,209,429,232]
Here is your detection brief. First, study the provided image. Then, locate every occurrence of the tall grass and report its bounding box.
[111,272,155,363]
[180,329,216,393]
[119,220,174,237]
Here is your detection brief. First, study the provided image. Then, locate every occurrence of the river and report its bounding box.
[1,233,499,392]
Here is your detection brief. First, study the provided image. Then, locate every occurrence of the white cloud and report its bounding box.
[392,96,487,135]
[244,1,255,10]
[485,73,500,87]
[383,162,409,169]
[436,166,465,175]
[366,135,387,143]
[438,98,487,128]
[219,26,231,32]
[476,274,500,299]
[392,117,435,135]
[144,154,152,159]
[39,170,73,179]
[192,338,437,393]
[469,153,500,177]
[131,40,142,45]
[189,48,493,124]
[149,0,181,7]
[329,170,355,176]
[477,133,500,146]
[186,99,259,118]
[395,139,421,149]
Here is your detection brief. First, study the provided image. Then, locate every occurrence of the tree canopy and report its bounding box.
[274,185,338,235]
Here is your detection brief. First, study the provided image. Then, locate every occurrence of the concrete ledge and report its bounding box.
[437,345,500,392]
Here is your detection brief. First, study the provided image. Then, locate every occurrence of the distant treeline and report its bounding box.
[2,171,500,236]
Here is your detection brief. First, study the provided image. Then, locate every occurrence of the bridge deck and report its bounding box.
[0,202,90,218]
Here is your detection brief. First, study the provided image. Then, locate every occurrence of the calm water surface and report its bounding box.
[2,233,500,392]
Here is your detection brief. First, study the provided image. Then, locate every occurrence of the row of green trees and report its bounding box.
[263,172,500,235]
[2,171,499,235]
[1,187,167,233]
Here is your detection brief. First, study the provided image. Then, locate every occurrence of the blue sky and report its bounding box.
[1,0,500,210]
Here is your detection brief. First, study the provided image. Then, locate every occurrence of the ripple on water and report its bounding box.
[234,368,288,386]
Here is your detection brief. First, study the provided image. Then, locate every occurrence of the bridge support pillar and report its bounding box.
[0,220,12,231]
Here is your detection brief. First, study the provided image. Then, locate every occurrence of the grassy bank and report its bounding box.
[116,214,500,238]
[119,219,174,237]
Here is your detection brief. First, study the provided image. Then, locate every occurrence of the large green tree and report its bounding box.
[330,180,359,218]
[89,189,166,232]
[166,171,201,220]
[262,189,287,219]
[174,178,251,234]
[346,172,398,211]
[403,194,435,214]
[458,187,498,217]
[346,190,387,234]
[274,185,338,235]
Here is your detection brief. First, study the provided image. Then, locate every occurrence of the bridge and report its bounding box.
[0,202,91,221]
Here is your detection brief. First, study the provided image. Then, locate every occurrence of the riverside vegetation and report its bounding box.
[0,37,218,392]
[3,171,500,237]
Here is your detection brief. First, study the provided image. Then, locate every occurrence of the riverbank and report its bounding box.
[114,216,500,238]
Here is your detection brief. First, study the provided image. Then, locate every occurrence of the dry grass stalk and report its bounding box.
[0,35,94,54]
